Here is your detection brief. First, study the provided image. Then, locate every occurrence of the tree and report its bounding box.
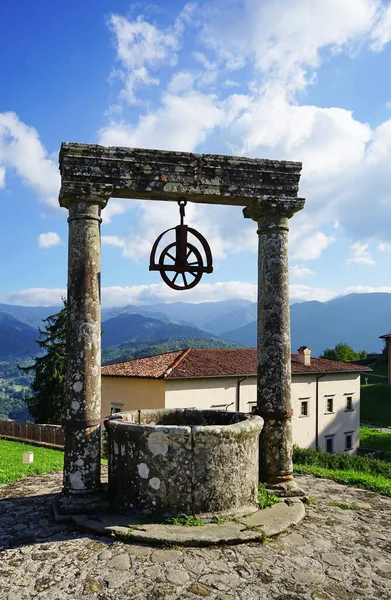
[20,302,67,424]
[320,343,367,362]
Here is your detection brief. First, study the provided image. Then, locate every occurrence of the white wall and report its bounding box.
[165,377,238,410]
[166,372,361,454]
[102,371,361,454]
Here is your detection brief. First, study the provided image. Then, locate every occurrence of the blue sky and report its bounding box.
[1,0,391,307]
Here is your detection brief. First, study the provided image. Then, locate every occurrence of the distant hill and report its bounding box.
[0,312,38,359]
[221,293,391,355]
[0,303,61,329]
[101,305,187,325]
[204,303,257,335]
[2,292,391,360]
[102,337,244,364]
[132,299,253,330]
[101,313,219,349]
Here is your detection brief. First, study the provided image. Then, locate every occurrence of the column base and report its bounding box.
[266,479,305,498]
[53,490,110,522]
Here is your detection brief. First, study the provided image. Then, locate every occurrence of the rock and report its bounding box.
[188,582,210,596]
[378,562,391,574]
[165,567,190,585]
[83,577,102,595]
[321,552,343,567]
[151,549,182,564]
[103,570,130,589]
[199,573,240,591]
[293,570,324,585]
[106,553,131,570]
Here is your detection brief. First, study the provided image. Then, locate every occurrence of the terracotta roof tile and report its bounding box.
[102,348,371,379]
[101,350,185,378]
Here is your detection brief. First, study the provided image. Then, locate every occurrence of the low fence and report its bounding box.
[0,420,64,449]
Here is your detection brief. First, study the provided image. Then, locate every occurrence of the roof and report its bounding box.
[101,348,371,379]
[380,333,391,339]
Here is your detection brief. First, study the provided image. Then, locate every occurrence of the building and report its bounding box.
[101,347,370,454]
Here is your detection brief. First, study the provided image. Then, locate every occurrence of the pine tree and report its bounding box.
[20,302,67,424]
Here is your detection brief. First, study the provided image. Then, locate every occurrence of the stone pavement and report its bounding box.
[1,472,391,600]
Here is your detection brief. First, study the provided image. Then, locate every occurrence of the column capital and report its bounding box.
[243,196,305,222]
[59,182,113,210]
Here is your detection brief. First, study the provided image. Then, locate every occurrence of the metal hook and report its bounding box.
[178,197,187,225]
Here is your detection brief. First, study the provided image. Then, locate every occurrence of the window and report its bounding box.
[346,396,353,411]
[326,397,334,413]
[110,403,123,415]
[300,401,309,416]
[345,432,353,450]
[325,435,334,453]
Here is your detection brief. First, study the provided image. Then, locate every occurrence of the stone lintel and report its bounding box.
[243,197,305,222]
[59,142,302,207]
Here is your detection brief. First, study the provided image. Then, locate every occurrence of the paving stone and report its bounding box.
[293,570,325,585]
[198,573,240,591]
[281,532,305,545]
[183,558,205,575]
[144,565,161,578]
[103,569,131,589]
[378,562,391,574]
[1,472,391,600]
[188,582,210,596]
[321,552,343,567]
[106,553,131,570]
[165,567,190,585]
[151,549,182,564]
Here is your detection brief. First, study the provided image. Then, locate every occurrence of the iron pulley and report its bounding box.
[149,198,213,290]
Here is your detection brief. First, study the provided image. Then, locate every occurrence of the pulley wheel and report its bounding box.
[159,242,203,290]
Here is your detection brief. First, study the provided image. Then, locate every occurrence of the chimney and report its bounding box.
[297,346,311,366]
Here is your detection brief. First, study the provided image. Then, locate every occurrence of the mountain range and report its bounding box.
[0,293,390,361]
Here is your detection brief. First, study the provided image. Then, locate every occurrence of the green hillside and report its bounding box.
[102,337,244,364]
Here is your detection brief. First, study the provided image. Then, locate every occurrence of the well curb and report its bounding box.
[71,498,305,546]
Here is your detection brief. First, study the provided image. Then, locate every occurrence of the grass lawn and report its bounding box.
[0,439,64,486]
[360,383,391,427]
[293,445,391,496]
[294,463,391,496]
[360,427,391,459]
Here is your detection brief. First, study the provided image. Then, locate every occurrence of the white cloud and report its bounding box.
[292,231,335,261]
[290,265,316,279]
[107,4,196,106]
[0,112,60,209]
[0,166,5,188]
[99,89,222,151]
[5,281,391,309]
[290,284,336,302]
[102,281,258,306]
[107,14,179,104]
[201,0,382,88]
[344,285,391,294]
[102,235,126,249]
[97,0,391,267]
[347,242,375,265]
[370,1,391,51]
[0,288,66,306]
[38,232,62,248]
[378,241,391,252]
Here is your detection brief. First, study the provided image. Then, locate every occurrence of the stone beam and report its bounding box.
[59,143,302,207]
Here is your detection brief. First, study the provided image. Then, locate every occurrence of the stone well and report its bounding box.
[105,408,263,517]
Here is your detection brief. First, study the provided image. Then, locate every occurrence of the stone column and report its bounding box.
[56,183,112,516]
[244,197,305,494]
